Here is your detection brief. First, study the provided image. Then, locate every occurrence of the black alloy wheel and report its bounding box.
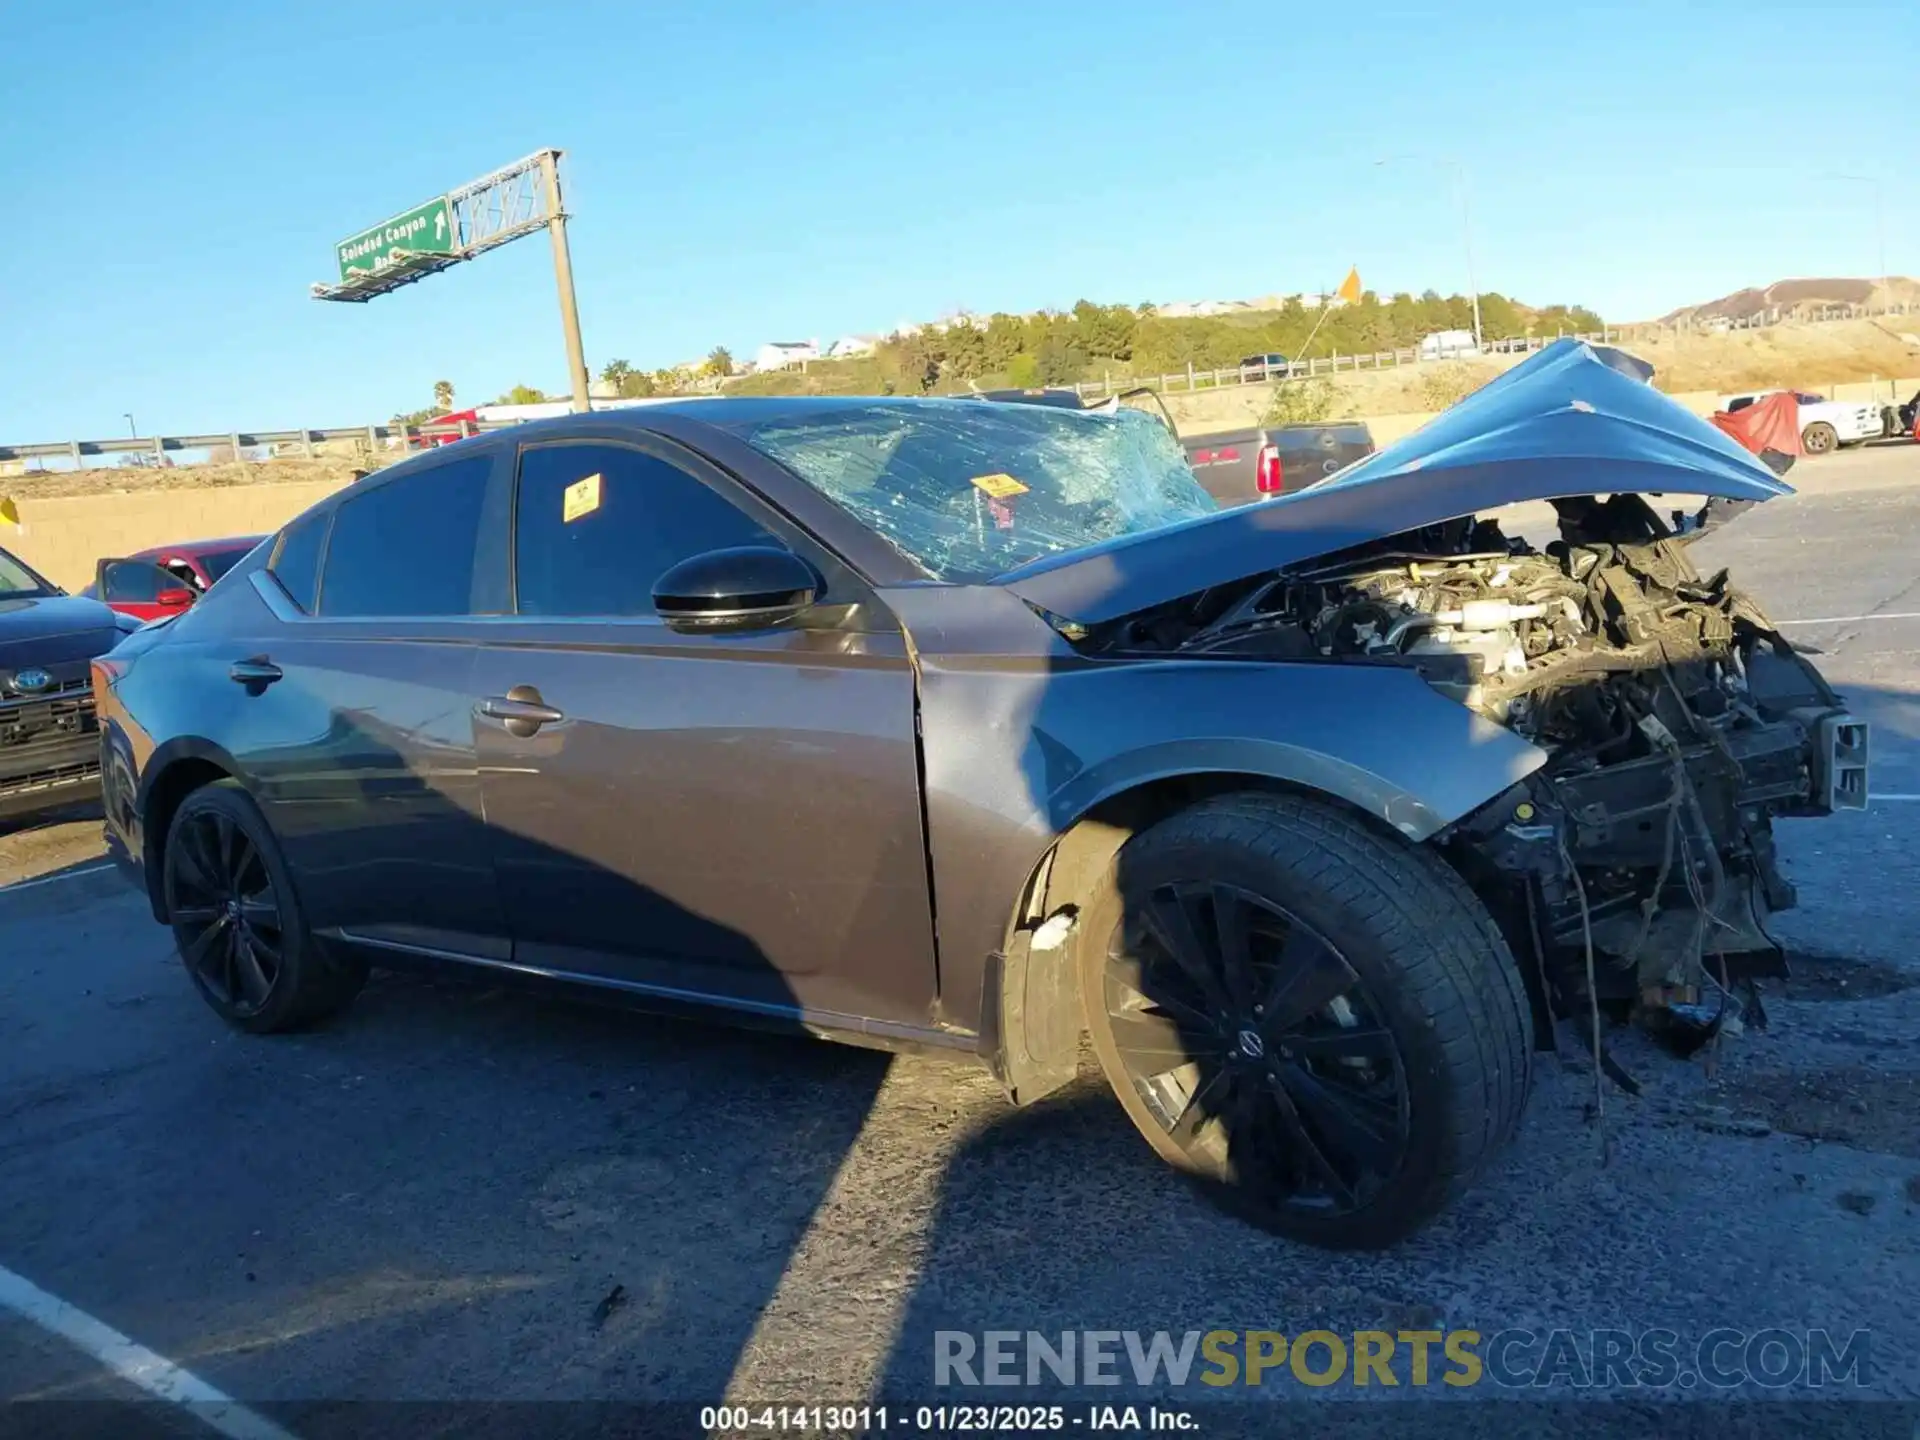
[1100,880,1412,1218]
[1077,793,1534,1249]
[163,782,366,1032]
[168,803,284,1018]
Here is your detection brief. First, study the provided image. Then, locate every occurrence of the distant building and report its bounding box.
[827,334,881,359]
[754,340,821,371]
[1157,299,1255,318]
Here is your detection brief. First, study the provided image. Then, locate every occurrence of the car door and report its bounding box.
[230,452,510,959]
[95,558,193,621]
[467,433,939,1031]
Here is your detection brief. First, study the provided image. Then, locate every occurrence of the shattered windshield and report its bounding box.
[720,400,1217,583]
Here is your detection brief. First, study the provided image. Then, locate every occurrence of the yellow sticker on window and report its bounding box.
[562,472,602,523]
[970,472,1029,499]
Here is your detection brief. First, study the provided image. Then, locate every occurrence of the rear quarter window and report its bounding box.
[268,511,329,613]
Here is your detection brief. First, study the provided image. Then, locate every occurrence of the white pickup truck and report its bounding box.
[1721,389,1885,455]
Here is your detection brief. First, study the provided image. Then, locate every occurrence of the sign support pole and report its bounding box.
[540,150,592,414]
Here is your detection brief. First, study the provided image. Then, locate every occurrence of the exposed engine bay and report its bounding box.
[1083,492,1869,1054]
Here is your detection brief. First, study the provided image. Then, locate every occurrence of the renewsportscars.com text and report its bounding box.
[933,1328,1870,1391]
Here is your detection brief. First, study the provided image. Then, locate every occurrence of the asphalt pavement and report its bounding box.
[3,444,1918,1436]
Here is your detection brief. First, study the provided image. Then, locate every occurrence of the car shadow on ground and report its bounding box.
[14,514,1918,1428]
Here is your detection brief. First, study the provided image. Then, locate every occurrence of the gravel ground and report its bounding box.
[2,444,1918,1436]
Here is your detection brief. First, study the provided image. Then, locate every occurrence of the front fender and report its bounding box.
[913,641,1546,1039]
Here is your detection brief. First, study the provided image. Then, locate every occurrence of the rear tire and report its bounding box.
[1801,421,1838,455]
[163,781,366,1033]
[1077,792,1532,1250]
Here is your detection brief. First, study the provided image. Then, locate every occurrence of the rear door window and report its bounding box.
[511,443,779,617]
[319,457,492,617]
[98,556,164,602]
[98,560,170,604]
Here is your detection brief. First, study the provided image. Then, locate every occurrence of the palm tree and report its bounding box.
[432,379,454,411]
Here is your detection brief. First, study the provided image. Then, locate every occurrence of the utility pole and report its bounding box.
[123,413,136,438]
[1376,155,1482,349]
[1453,163,1484,351]
[540,150,592,413]
[1831,174,1888,302]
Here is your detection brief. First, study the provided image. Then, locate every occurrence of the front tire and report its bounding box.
[163,781,366,1033]
[1077,793,1532,1249]
[1801,421,1838,455]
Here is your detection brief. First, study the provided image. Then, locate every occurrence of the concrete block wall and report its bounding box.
[3,479,350,591]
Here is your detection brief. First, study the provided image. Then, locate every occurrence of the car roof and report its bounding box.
[128,535,269,559]
[483,393,1092,446]
[541,394,951,425]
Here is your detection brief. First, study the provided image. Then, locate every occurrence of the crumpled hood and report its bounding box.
[998,338,1793,626]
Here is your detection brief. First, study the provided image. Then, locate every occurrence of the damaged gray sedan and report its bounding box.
[101,339,1864,1250]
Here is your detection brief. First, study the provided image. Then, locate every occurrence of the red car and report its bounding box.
[83,534,268,622]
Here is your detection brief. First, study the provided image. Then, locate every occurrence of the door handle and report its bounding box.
[478,686,565,738]
[228,657,282,687]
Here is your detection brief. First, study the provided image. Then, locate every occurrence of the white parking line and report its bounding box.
[1873,794,1920,803]
[0,862,115,896]
[0,1263,298,1440]
[1777,610,1920,626]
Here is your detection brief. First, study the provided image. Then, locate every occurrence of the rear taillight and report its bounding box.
[1255,443,1284,494]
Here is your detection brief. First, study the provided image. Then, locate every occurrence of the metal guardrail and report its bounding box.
[1069,302,1920,400]
[0,419,508,467]
[5,303,1915,471]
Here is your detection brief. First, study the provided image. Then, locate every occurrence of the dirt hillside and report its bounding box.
[1162,318,1920,431]
[1661,276,1920,325]
[1,456,385,501]
[1624,318,1920,393]
[6,320,1917,501]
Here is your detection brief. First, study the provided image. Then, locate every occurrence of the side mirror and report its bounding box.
[155,586,196,610]
[651,545,819,633]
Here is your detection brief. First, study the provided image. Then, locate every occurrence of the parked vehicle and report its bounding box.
[1419,330,1480,361]
[1721,389,1884,455]
[84,535,269,622]
[968,388,1088,409]
[970,386,1373,504]
[1884,387,1920,441]
[1,542,137,820]
[1184,421,1377,504]
[1709,390,1800,477]
[1238,353,1293,381]
[402,407,485,449]
[96,342,1864,1248]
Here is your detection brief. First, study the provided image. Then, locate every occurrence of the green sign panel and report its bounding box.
[336,197,456,282]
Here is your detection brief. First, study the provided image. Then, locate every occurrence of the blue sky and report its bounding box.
[3,0,1912,438]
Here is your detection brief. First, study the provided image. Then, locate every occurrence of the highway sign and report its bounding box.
[336,197,456,282]
[313,150,587,412]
